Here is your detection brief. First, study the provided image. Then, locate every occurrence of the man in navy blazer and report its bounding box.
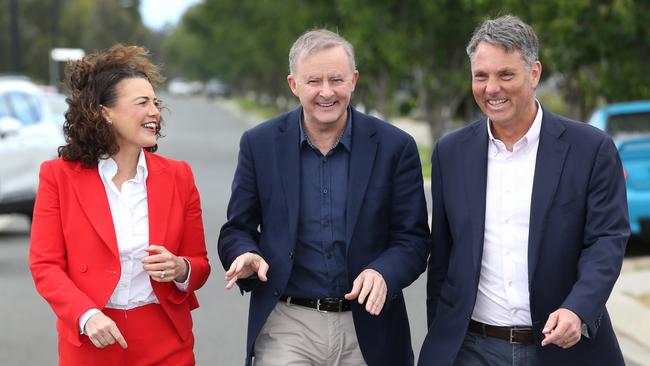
[219,29,430,366]
[418,16,629,365]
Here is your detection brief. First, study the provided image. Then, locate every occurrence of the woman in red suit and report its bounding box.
[29,44,210,365]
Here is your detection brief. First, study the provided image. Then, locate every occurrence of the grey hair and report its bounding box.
[289,29,356,75]
[466,15,539,67]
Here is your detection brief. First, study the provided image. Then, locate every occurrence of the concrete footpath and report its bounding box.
[609,258,650,365]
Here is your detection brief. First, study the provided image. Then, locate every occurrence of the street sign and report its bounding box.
[49,48,85,88]
[50,48,85,62]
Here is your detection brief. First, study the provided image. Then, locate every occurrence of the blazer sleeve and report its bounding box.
[218,132,264,293]
[561,135,629,337]
[365,137,431,300]
[168,161,211,304]
[29,161,97,335]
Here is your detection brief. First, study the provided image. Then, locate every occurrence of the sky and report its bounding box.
[139,0,201,31]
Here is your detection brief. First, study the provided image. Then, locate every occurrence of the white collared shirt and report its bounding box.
[100,151,159,309]
[78,150,189,333]
[471,102,543,326]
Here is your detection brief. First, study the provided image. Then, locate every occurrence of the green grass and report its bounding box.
[232,97,284,120]
[419,146,432,179]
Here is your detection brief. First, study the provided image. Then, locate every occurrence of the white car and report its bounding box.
[0,76,65,219]
[168,78,203,97]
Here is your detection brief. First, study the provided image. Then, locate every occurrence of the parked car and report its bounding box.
[588,100,650,239]
[205,78,230,99]
[0,76,65,219]
[167,77,203,97]
[44,91,68,127]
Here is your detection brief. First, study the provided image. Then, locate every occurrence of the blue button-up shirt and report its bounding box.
[284,109,352,299]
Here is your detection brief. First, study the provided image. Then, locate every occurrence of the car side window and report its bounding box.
[7,92,42,126]
[0,94,11,118]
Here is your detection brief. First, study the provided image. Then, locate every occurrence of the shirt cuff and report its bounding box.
[173,257,191,292]
[79,308,101,334]
[581,322,590,338]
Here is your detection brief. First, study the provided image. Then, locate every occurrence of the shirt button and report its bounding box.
[289,251,294,259]
[323,188,328,194]
[507,281,513,287]
[504,218,510,224]
[273,290,280,297]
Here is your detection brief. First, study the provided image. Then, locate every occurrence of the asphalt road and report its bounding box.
[0,95,646,365]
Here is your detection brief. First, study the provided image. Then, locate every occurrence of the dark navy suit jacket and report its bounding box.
[418,107,629,365]
[219,107,431,366]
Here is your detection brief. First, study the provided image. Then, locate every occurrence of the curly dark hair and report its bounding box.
[58,44,165,167]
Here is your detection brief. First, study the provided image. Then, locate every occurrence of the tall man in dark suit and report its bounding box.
[418,15,629,366]
[218,29,430,366]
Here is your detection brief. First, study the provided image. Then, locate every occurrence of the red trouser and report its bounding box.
[58,304,195,366]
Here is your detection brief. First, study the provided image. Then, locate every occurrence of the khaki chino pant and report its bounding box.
[253,301,367,366]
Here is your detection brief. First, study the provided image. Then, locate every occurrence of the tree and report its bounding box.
[163,0,650,142]
[529,0,650,119]
[0,0,154,85]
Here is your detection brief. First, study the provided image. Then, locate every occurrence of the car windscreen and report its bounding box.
[46,94,68,125]
[607,111,650,142]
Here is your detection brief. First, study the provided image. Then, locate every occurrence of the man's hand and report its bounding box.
[84,312,127,349]
[541,308,582,349]
[344,269,387,316]
[224,252,269,289]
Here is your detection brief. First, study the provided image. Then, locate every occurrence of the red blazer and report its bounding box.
[29,152,211,347]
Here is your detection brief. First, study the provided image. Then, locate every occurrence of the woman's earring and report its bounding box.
[106,119,113,125]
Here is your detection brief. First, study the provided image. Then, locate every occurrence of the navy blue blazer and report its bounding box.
[418,107,629,366]
[219,107,431,366]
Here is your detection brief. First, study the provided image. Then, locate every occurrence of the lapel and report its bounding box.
[144,151,174,247]
[275,109,302,245]
[68,162,119,259]
[462,120,489,273]
[528,109,569,281]
[345,109,378,246]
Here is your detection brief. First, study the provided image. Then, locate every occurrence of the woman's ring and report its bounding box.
[160,270,166,279]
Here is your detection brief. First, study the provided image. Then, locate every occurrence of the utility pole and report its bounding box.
[10,0,21,73]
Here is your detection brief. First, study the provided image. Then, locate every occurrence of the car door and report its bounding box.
[0,91,54,203]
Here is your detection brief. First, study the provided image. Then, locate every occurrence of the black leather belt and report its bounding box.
[468,319,533,344]
[279,296,351,312]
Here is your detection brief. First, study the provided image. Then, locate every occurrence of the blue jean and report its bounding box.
[454,331,539,366]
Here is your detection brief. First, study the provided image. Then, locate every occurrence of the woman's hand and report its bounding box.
[84,312,127,349]
[142,245,189,283]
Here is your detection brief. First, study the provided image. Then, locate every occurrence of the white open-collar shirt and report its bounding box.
[78,151,189,333]
[471,102,543,327]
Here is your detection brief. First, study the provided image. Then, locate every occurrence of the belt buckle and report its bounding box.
[509,328,520,344]
[509,327,529,344]
[316,299,329,313]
